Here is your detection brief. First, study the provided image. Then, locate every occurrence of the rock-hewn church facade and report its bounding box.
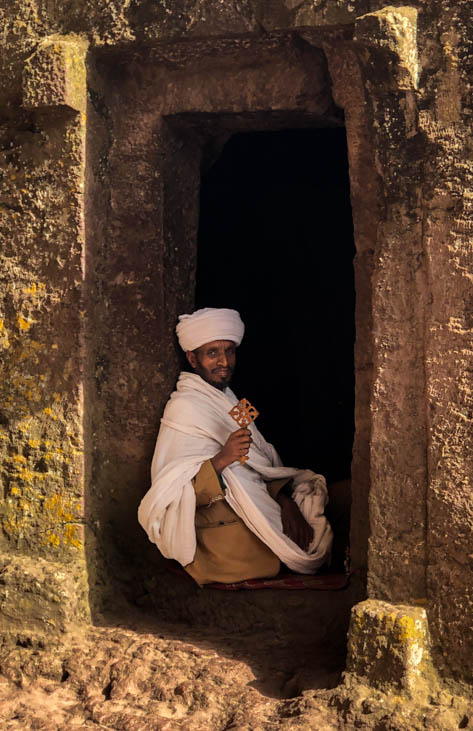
[1,1,473,726]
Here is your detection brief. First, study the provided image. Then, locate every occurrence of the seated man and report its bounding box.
[138,307,335,586]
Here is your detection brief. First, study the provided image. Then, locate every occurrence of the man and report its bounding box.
[138,307,333,585]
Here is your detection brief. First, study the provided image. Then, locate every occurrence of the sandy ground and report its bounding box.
[0,611,344,730]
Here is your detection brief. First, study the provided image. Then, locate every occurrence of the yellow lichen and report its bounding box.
[15,468,38,483]
[17,316,33,331]
[44,493,79,523]
[0,319,10,349]
[45,531,60,547]
[64,523,82,548]
[39,494,83,550]
[3,516,20,536]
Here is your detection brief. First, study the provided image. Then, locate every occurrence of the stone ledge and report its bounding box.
[355,6,419,90]
[22,35,88,112]
[0,554,90,637]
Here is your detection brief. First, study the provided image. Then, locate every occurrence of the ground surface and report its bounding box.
[0,611,344,730]
[1,609,472,730]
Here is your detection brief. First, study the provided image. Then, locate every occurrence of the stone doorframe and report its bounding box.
[85,9,450,684]
[83,26,376,606]
[17,19,406,613]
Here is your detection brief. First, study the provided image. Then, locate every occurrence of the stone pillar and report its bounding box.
[0,36,90,638]
[83,55,202,603]
[328,4,434,692]
[325,39,380,578]
[420,9,473,683]
[353,6,428,605]
[332,4,473,688]
[326,9,424,594]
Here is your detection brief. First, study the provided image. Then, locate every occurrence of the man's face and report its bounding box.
[186,339,236,391]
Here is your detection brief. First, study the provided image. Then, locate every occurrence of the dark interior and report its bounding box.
[195,128,355,484]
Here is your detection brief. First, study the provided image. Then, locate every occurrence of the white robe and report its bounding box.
[138,372,333,574]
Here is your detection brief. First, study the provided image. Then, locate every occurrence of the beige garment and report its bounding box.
[184,460,289,586]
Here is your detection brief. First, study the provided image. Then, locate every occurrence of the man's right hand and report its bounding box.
[211,428,252,473]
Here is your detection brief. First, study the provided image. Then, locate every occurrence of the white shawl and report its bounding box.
[138,372,332,573]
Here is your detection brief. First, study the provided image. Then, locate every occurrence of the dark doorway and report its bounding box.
[195,129,355,483]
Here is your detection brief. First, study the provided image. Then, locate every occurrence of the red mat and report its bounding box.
[165,562,350,591]
[205,572,350,591]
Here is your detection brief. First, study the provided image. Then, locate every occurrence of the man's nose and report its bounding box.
[217,352,228,366]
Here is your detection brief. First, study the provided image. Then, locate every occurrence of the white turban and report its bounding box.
[176,307,245,352]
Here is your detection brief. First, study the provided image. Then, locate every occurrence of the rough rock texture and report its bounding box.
[0,618,345,730]
[1,0,473,719]
[0,555,89,634]
[0,614,472,730]
[23,36,88,113]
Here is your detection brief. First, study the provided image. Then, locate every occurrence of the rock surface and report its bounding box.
[0,612,472,730]
[0,614,343,730]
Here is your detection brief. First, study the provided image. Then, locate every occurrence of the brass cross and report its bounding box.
[228,398,259,463]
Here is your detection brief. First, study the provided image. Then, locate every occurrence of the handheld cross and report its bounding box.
[228,398,259,464]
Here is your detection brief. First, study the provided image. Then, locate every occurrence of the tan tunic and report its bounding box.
[184,460,290,586]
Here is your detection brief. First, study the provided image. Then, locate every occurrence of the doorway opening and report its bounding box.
[196,128,355,484]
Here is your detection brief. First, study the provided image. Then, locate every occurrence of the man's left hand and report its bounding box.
[276,493,314,552]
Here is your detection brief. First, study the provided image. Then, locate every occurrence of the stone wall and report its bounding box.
[1,0,473,691]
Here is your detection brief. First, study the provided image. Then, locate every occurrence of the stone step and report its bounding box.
[137,566,363,644]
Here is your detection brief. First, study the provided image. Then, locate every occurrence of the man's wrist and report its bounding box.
[211,452,229,474]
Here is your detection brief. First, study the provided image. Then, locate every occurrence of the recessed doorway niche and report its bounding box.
[196,129,355,484]
[85,34,373,629]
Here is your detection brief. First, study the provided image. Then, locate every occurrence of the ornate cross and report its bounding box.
[228,398,259,463]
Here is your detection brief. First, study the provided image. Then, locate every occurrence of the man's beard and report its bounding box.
[193,361,234,391]
[206,371,233,390]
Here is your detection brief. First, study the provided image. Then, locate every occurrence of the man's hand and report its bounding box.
[277,493,314,551]
[211,427,252,473]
